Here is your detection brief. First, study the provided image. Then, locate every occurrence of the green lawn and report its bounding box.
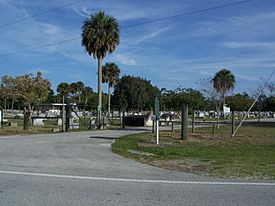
[112,122,275,180]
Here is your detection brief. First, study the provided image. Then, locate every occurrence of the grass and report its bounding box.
[112,122,275,180]
[0,116,122,136]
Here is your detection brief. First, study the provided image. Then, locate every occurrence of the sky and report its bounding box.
[0,0,275,94]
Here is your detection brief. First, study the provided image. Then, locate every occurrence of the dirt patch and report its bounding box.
[148,158,213,175]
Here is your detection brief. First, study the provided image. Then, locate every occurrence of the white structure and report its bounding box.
[32,118,44,126]
[223,105,231,116]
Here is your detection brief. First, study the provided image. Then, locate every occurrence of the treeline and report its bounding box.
[1,74,274,113]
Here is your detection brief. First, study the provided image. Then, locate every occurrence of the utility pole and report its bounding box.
[62,95,65,132]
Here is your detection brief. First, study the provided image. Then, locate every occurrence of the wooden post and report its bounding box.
[181,104,188,140]
[171,121,174,132]
[212,122,215,134]
[192,110,195,133]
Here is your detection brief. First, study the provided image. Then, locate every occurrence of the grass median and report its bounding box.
[112,122,275,180]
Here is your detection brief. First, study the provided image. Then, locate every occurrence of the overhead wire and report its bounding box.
[0,0,86,29]
[0,0,256,58]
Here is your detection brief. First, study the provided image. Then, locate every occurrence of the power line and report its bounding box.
[0,37,81,58]
[0,0,86,29]
[122,0,255,29]
[0,0,256,58]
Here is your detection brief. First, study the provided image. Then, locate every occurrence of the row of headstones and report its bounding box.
[32,117,80,129]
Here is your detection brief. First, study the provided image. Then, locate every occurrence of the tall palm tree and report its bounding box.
[57,82,71,99]
[102,62,120,116]
[212,69,236,105]
[76,81,85,103]
[212,69,235,129]
[81,11,120,126]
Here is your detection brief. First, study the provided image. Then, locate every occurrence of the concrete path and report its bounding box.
[0,129,274,205]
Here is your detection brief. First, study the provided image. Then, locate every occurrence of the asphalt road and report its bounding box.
[0,129,275,206]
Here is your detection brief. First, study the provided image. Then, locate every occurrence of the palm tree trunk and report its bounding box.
[97,56,102,126]
[108,83,111,117]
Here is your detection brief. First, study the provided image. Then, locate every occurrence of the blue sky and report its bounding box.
[0,0,275,94]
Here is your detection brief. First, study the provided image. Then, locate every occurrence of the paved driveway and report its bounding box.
[0,129,275,205]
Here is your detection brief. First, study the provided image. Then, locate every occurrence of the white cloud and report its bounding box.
[115,54,136,65]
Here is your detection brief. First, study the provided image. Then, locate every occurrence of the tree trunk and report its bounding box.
[97,56,103,127]
[78,94,81,103]
[108,83,111,117]
[23,106,31,131]
[11,97,15,111]
[215,103,220,130]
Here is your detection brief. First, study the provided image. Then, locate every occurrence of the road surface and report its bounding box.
[0,129,274,205]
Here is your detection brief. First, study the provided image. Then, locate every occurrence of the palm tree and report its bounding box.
[212,69,236,105]
[81,11,120,126]
[76,81,85,103]
[57,82,71,99]
[82,86,93,105]
[57,82,71,132]
[212,69,235,128]
[102,62,120,116]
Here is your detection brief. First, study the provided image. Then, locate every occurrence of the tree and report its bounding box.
[113,75,159,112]
[82,86,93,105]
[226,93,253,111]
[161,88,205,112]
[70,81,84,103]
[57,82,70,97]
[82,11,120,125]
[102,62,120,116]
[212,69,236,106]
[0,72,51,130]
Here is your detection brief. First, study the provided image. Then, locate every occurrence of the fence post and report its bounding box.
[192,110,195,133]
[181,104,188,140]
[212,122,215,134]
[171,121,174,132]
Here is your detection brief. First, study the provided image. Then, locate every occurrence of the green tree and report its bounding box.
[212,69,236,105]
[161,88,205,112]
[0,72,51,130]
[226,93,253,111]
[57,82,71,103]
[82,86,93,105]
[102,62,120,115]
[57,82,70,96]
[82,11,120,124]
[113,75,159,111]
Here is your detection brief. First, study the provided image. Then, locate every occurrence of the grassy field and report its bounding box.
[112,122,275,180]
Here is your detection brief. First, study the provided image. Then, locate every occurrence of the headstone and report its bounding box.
[69,117,79,129]
[32,118,44,126]
[57,118,62,126]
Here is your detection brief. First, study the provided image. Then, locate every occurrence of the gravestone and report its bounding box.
[32,118,44,126]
